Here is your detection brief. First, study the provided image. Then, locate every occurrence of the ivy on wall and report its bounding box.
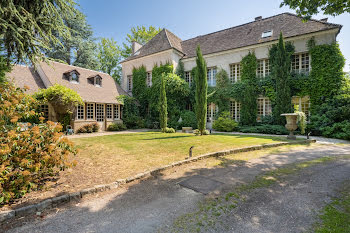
[132,65,147,116]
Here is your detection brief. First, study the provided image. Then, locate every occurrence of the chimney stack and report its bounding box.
[132,41,142,55]
[255,16,262,21]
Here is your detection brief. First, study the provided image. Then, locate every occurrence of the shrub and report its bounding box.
[177,110,197,129]
[238,124,289,135]
[91,122,100,132]
[164,127,176,133]
[194,129,210,135]
[0,82,78,204]
[107,122,127,131]
[77,123,100,133]
[213,111,238,132]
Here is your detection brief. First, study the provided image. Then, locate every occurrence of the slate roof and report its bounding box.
[122,12,341,62]
[7,65,46,94]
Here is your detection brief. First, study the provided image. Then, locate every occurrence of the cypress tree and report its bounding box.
[271,32,293,125]
[194,45,208,135]
[175,60,185,80]
[159,73,168,132]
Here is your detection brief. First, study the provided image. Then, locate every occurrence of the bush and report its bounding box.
[0,82,78,204]
[77,123,100,133]
[177,111,197,129]
[238,124,289,135]
[194,129,210,135]
[164,127,176,133]
[107,122,127,131]
[212,111,238,132]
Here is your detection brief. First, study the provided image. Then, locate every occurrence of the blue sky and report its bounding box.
[80,0,350,71]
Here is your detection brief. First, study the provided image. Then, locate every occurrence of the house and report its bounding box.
[7,61,127,132]
[121,13,342,128]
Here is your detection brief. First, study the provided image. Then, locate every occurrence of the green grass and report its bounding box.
[314,181,350,233]
[70,132,288,182]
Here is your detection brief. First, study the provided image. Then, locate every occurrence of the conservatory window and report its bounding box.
[86,103,94,120]
[76,104,84,120]
[106,104,113,119]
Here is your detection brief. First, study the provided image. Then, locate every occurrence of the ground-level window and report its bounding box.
[257,59,270,80]
[185,71,192,86]
[114,104,120,120]
[257,97,272,121]
[186,103,192,111]
[96,104,104,122]
[292,53,310,74]
[207,103,218,122]
[76,104,84,120]
[39,104,49,121]
[207,67,217,87]
[86,103,94,120]
[127,75,133,92]
[292,96,310,118]
[230,100,241,122]
[229,63,240,83]
[146,72,152,87]
[106,104,113,119]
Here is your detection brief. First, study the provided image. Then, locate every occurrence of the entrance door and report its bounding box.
[96,104,105,131]
[207,103,218,129]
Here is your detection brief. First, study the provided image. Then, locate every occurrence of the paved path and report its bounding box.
[66,129,152,139]
[4,145,350,233]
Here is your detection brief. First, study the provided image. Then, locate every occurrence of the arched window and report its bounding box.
[71,71,79,83]
[95,76,102,87]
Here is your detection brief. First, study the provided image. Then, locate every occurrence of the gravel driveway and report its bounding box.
[4,145,350,233]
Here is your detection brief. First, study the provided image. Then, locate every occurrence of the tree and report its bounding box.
[280,0,350,19]
[44,9,99,70]
[159,73,168,132]
[213,69,231,114]
[240,52,258,125]
[122,26,161,58]
[175,60,185,80]
[97,38,122,82]
[270,32,294,125]
[194,45,208,135]
[0,0,77,65]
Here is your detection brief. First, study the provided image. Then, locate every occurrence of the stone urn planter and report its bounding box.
[281,113,298,140]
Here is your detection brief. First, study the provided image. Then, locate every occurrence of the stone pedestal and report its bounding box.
[281,113,298,140]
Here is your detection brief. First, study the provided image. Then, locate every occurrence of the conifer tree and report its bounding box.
[159,73,168,132]
[194,45,208,135]
[175,60,185,80]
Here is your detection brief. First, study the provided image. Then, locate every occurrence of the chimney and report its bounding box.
[320,18,328,22]
[255,16,262,21]
[132,41,142,55]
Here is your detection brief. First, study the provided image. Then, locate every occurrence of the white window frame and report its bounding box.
[113,104,120,120]
[146,72,152,87]
[127,75,133,92]
[292,53,311,74]
[229,63,240,83]
[207,67,217,87]
[76,104,85,120]
[185,71,192,86]
[257,59,270,79]
[95,76,102,87]
[106,104,113,120]
[70,71,79,83]
[86,103,94,120]
[207,103,218,122]
[230,100,241,122]
[257,97,272,121]
[292,96,311,119]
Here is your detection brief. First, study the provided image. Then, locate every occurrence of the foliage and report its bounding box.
[238,125,289,135]
[97,38,122,83]
[0,0,77,64]
[270,33,294,125]
[175,60,185,80]
[240,52,258,125]
[77,123,100,133]
[295,111,306,134]
[0,50,11,83]
[44,8,99,70]
[164,127,176,133]
[159,73,168,132]
[280,0,350,19]
[210,69,231,114]
[309,42,345,108]
[117,95,144,129]
[121,26,161,58]
[177,111,197,129]
[0,82,77,204]
[107,122,127,131]
[195,45,208,135]
[132,65,148,116]
[194,129,210,135]
[213,111,238,132]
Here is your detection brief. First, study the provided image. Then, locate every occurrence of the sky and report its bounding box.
[79,0,350,72]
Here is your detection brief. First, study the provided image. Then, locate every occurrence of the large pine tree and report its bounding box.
[159,73,168,132]
[194,45,208,135]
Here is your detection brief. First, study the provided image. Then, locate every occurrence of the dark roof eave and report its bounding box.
[120,48,185,64]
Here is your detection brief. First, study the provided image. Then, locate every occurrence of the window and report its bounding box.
[127,75,133,92]
[146,72,152,87]
[229,63,240,83]
[113,105,120,119]
[186,103,192,111]
[292,96,311,119]
[207,67,217,87]
[292,53,310,73]
[39,104,49,121]
[95,76,102,87]
[257,97,272,121]
[96,104,104,122]
[257,59,270,79]
[185,71,192,86]
[71,72,79,83]
[207,103,218,122]
[262,30,273,38]
[76,104,84,120]
[86,103,94,120]
[230,100,241,122]
[106,104,113,119]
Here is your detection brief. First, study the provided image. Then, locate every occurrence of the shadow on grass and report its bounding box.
[141,135,192,140]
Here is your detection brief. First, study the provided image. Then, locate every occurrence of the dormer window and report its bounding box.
[95,76,102,87]
[262,30,273,38]
[71,72,79,83]
[64,70,80,83]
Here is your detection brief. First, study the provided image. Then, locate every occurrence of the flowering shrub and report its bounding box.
[0,82,78,204]
[77,123,100,133]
